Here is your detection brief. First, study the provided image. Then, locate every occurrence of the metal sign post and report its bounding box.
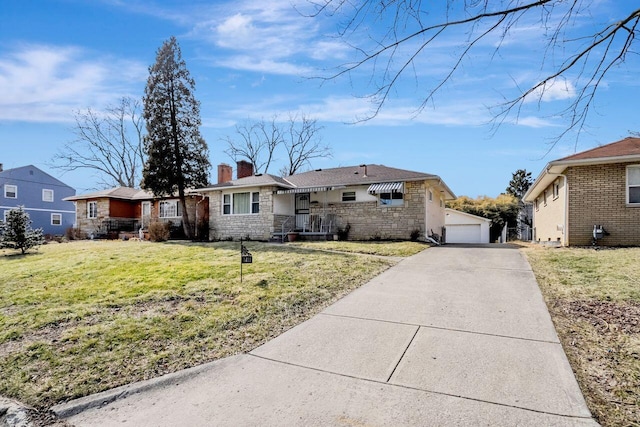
[240,238,253,283]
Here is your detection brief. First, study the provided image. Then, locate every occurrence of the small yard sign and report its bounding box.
[240,239,253,282]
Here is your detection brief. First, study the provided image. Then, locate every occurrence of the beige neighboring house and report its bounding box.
[64,187,208,239]
[523,136,640,246]
[196,162,456,242]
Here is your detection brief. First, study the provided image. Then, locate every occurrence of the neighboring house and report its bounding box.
[64,187,208,239]
[523,136,640,246]
[197,162,456,242]
[0,164,75,235]
[444,209,491,244]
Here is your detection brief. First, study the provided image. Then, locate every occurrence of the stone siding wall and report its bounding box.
[310,181,427,240]
[208,187,276,240]
[566,163,640,246]
[76,198,110,235]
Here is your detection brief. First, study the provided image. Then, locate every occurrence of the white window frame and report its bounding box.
[87,201,97,218]
[4,184,17,199]
[43,189,54,202]
[51,213,62,226]
[627,165,640,205]
[3,210,8,222]
[251,192,260,214]
[159,200,181,218]
[379,192,403,207]
[552,181,560,199]
[222,192,260,215]
[342,191,356,202]
[428,189,433,202]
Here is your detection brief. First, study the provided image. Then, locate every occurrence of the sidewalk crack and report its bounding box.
[386,326,420,383]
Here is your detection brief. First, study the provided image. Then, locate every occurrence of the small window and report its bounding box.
[428,190,433,202]
[535,198,539,211]
[627,165,640,204]
[223,194,231,215]
[543,190,547,206]
[379,192,403,206]
[4,184,17,199]
[552,181,560,199]
[43,189,54,202]
[342,191,356,202]
[51,213,62,226]
[2,210,7,222]
[251,192,260,214]
[87,201,97,218]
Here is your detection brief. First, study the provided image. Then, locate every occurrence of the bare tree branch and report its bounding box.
[222,117,282,174]
[281,113,331,176]
[309,1,640,145]
[51,96,146,189]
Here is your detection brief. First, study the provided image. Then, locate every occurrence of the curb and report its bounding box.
[51,356,238,419]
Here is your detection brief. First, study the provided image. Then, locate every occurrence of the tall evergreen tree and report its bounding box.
[506,169,533,200]
[142,36,210,239]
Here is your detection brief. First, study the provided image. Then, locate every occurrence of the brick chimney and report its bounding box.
[237,160,254,179]
[217,163,232,184]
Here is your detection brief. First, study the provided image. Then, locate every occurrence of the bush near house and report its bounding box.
[523,246,640,426]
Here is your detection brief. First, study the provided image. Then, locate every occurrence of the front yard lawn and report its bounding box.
[523,246,640,427]
[0,240,412,409]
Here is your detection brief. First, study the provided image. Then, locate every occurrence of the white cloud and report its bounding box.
[0,44,146,123]
[216,56,313,75]
[526,78,577,103]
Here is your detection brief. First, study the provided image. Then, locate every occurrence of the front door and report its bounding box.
[295,193,310,230]
[141,201,151,228]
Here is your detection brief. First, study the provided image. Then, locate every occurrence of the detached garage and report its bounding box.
[445,208,491,244]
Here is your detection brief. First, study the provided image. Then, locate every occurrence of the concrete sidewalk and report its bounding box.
[55,245,597,426]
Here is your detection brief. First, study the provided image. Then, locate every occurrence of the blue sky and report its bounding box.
[1,0,638,197]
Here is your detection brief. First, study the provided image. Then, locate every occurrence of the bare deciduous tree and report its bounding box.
[222,117,281,174]
[223,113,331,176]
[53,96,145,189]
[308,1,640,142]
[281,114,330,176]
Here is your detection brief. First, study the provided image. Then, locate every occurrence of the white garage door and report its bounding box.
[446,224,482,244]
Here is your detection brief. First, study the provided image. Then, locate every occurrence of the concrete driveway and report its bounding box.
[55,244,597,426]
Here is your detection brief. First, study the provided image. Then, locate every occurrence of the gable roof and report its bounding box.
[64,187,154,201]
[524,136,640,202]
[194,174,293,192]
[196,164,456,199]
[0,164,74,189]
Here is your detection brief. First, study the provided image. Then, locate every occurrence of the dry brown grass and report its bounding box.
[523,245,640,427]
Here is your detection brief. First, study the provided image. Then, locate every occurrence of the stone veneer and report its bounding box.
[208,187,277,240]
[310,180,427,240]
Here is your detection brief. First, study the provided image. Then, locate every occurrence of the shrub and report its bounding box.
[410,229,421,241]
[337,223,351,241]
[0,206,44,254]
[148,221,171,242]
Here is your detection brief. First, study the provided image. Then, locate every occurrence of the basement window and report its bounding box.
[342,191,356,202]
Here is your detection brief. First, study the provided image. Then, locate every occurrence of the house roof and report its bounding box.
[524,137,640,202]
[194,174,293,192]
[0,164,74,189]
[196,164,456,199]
[445,208,492,223]
[64,187,154,201]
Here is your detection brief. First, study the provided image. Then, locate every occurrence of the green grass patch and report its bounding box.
[0,240,405,408]
[523,246,640,426]
[289,240,428,257]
